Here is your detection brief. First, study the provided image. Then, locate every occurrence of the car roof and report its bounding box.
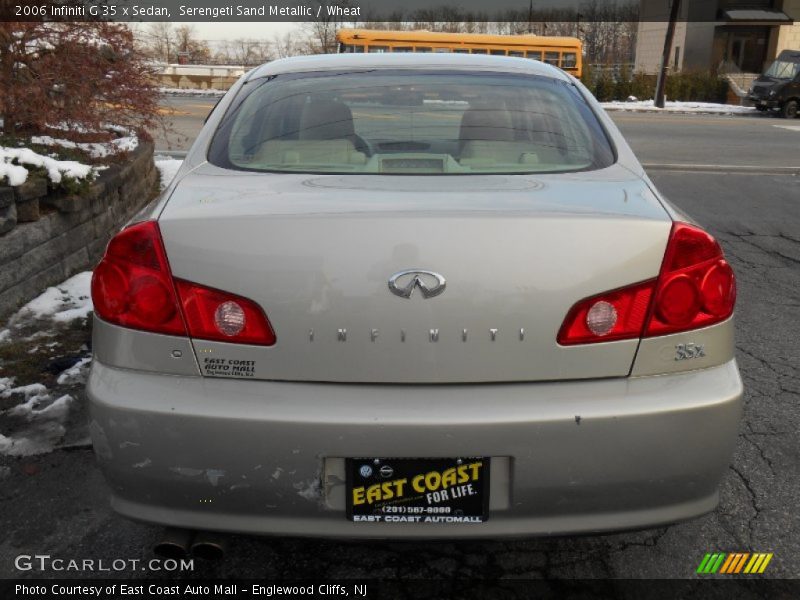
[245,53,570,82]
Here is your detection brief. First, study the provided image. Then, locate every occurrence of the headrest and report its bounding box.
[459,107,515,144]
[299,99,356,140]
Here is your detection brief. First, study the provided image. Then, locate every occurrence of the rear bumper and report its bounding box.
[87,359,742,538]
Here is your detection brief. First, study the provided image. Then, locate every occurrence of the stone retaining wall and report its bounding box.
[0,142,159,321]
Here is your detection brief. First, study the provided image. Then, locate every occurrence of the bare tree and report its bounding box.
[214,38,273,65]
[271,32,305,59]
[303,0,359,53]
[174,25,211,63]
[142,22,176,63]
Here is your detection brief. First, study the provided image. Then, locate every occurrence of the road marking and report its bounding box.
[773,125,800,131]
[644,163,800,174]
[611,114,762,125]
[157,107,190,116]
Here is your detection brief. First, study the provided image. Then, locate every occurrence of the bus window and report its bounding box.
[562,52,578,68]
[508,50,524,57]
[393,46,413,52]
[453,48,469,54]
[490,49,506,56]
[368,45,390,53]
[415,47,432,53]
[525,50,542,60]
[433,47,452,53]
[341,44,364,53]
[544,51,559,65]
[471,49,488,54]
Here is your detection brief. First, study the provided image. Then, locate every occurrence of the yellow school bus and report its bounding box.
[336,29,583,78]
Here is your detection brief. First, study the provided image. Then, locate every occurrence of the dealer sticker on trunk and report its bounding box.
[346,457,489,523]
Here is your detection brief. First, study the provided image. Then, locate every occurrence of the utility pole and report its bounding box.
[654,0,681,108]
[528,0,533,34]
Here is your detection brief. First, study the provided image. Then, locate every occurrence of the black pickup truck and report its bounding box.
[748,49,800,118]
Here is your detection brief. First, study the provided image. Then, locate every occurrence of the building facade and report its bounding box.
[635,0,800,74]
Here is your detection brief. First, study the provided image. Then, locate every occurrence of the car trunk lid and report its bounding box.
[158,164,671,383]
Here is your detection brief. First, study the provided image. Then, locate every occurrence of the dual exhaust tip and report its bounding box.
[154,528,226,561]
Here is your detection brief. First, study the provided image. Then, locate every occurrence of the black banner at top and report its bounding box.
[3,0,795,23]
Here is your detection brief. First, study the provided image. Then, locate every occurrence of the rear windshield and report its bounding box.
[209,70,615,175]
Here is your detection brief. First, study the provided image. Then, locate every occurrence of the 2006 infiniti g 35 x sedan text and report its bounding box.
[88,54,741,538]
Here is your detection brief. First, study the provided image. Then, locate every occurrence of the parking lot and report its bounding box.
[0,101,798,581]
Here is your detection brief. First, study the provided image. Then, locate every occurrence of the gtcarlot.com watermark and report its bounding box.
[14,554,194,573]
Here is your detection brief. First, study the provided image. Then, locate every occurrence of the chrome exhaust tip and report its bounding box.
[153,528,194,559]
[190,532,227,561]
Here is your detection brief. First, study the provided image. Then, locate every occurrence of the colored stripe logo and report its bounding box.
[697,553,773,574]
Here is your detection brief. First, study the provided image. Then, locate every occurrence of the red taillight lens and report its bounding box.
[645,222,736,337]
[558,222,736,345]
[176,280,276,346]
[91,221,276,345]
[557,280,654,345]
[91,221,186,336]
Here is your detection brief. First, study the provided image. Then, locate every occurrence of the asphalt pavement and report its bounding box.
[1,99,798,585]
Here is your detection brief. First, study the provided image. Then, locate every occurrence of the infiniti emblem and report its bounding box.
[388,270,446,299]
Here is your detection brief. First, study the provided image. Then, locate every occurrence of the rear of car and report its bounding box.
[88,54,741,537]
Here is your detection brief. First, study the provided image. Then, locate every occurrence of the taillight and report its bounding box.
[557,281,654,345]
[558,222,735,345]
[645,222,735,337]
[176,280,276,346]
[91,221,276,345]
[91,221,186,336]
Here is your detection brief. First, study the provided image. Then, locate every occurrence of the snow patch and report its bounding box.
[0,425,67,457]
[0,160,29,186]
[0,146,94,187]
[9,272,93,327]
[56,357,92,386]
[0,387,74,457]
[601,99,756,115]
[154,156,183,190]
[1,380,48,401]
[0,377,15,395]
[31,130,138,159]
[6,390,71,419]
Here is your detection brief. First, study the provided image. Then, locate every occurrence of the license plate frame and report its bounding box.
[345,457,490,524]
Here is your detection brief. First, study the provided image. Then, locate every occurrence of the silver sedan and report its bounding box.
[88,53,741,540]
